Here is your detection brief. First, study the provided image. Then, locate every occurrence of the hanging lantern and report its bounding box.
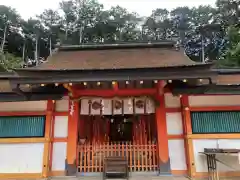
[92,101,102,110]
[135,99,145,109]
[114,100,122,110]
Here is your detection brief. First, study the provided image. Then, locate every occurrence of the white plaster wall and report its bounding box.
[0,101,47,112]
[54,116,68,138]
[216,139,240,172]
[55,99,69,112]
[193,139,217,173]
[193,139,240,172]
[166,112,183,135]
[52,142,67,171]
[168,140,187,170]
[0,143,44,173]
[164,93,181,108]
[189,95,240,107]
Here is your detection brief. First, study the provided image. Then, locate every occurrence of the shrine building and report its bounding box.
[0,41,240,179]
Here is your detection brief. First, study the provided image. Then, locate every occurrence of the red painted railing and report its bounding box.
[77,142,158,172]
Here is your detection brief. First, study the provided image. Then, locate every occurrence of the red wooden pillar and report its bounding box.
[181,95,194,177]
[155,81,171,175]
[42,100,55,178]
[66,99,79,176]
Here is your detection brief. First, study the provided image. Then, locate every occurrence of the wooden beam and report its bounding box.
[167,135,184,139]
[0,111,67,117]
[181,96,192,134]
[166,107,181,113]
[0,173,42,179]
[180,95,194,178]
[155,81,171,175]
[0,111,46,116]
[187,134,240,139]
[48,104,56,174]
[42,100,54,178]
[66,99,79,176]
[0,93,64,102]
[53,112,68,116]
[190,106,240,112]
[0,138,46,144]
[74,88,156,97]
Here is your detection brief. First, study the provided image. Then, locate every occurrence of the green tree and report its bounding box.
[38,9,61,55]
[215,0,240,26]
[59,0,76,43]
[218,26,240,67]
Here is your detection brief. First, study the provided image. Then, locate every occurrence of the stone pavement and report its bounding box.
[48,176,189,180]
[47,175,239,180]
[1,175,240,180]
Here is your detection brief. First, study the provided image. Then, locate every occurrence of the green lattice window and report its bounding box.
[0,116,45,138]
[191,111,240,134]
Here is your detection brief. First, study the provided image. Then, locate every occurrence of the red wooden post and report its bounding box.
[155,81,171,175]
[66,99,79,175]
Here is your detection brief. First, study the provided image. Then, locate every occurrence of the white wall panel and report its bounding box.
[52,142,67,171]
[0,101,47,112]
[189,95,240,107]
[166,112,183,135]
[193,139,218,172]
[168,140,187,170]
[216,139,240,171]
[193,139,240,172]
[54,116,68,138]
[164,93,181,108]
[55,99,69,112]
[0,143,44,173]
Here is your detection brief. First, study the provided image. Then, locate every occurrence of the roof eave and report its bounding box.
[14,63,213,73]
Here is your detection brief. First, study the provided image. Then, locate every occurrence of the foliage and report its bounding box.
[218,26,240,67]
[0,52,22,71]
[0,0,240,69]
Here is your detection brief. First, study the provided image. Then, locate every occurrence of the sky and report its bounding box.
[0,0,216,19]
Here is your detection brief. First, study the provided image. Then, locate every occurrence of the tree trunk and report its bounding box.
[22,42,25,64]
[79,26,84,44]
[49,37,52,55]
[0,25,8,53]
[201,35,205,63]
[79,27,82,44]
[35,36,39,65]
[65,29,68,41]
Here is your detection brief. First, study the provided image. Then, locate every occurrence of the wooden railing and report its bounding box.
[77,142,158,173]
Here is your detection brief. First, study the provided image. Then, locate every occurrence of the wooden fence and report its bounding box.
[77,142,158,172]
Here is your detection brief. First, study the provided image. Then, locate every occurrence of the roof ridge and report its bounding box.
[59,41,176,51]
